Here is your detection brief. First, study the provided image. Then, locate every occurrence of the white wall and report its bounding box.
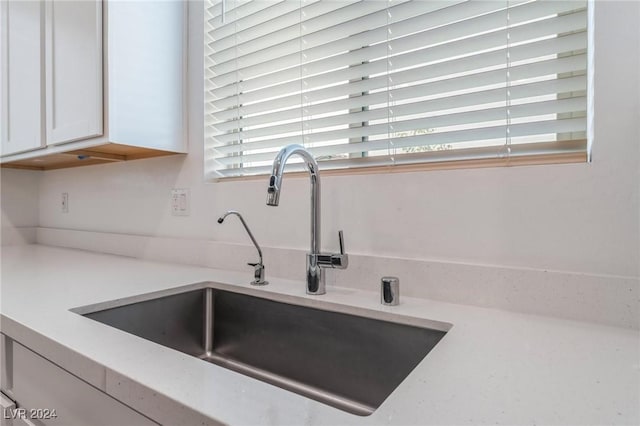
[1,169,40,245]
[36,1,639,279]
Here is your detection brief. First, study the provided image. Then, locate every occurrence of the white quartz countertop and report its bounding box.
[1,245,638,425]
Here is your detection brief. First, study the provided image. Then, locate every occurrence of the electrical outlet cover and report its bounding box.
[171,188,190,216]
[62,193,69,213]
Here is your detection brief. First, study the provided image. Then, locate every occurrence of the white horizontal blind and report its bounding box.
[205,0,589,179]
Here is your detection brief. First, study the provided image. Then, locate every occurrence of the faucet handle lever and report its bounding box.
[247,262,268,286]
[317,231,348,269]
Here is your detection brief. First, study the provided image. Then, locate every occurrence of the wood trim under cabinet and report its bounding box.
[1,143,184,170]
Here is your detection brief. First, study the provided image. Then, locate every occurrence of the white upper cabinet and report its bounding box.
[0,0,46,156]
[0,0,186,169]
[45,0,103,145]
[106,0,185,152]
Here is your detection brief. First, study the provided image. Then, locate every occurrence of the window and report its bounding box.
[205,0,590,179]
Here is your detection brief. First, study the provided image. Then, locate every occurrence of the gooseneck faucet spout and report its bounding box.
[218,210,268,286]
[266,144,348,295]
[267,144,321,255]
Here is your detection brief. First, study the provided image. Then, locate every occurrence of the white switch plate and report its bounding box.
[171,188,190,216]
[61,193,69,213]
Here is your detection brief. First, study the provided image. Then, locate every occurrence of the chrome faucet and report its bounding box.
[218,210,268,285]
[266,144,348,295]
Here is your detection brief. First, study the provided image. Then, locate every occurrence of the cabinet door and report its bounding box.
[12,342,157,426]
[0,0,46,156]
[45,0,102,145]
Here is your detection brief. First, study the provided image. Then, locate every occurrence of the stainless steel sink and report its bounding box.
[75,284,450,416]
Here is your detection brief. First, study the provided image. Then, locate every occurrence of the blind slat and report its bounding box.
[211,59,586,123]
[213,74,586,131]
[209,0,583,87]
[211,9,586,100]
[212,82,586,144]
[215,97,586,158]
[214,117,587,172]
[210,0,581,79]
[208,53,586,125]
[212,40,587,111]
[210,1,381,62]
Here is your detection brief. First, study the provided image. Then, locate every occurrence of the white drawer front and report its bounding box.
[12,343,156,426]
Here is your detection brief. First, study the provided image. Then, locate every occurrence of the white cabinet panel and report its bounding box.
[107,0,186,151]
[1,334,13,395]
[45,0,102,145]
[12,342,156,426]
[0,0,45,156]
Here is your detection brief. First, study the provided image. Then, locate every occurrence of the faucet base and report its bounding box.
[306,254,326,295]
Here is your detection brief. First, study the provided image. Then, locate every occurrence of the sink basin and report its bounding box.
[75,284,450,416]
